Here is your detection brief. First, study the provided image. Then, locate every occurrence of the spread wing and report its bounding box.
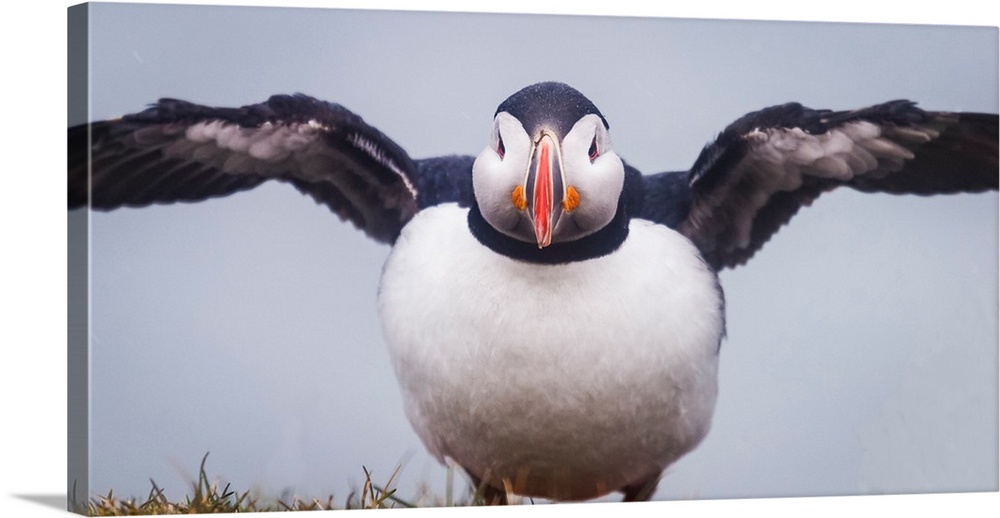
[68,94,474,244]
[643,100,998,270]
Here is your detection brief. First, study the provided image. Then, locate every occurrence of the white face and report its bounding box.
[472,112,626,247]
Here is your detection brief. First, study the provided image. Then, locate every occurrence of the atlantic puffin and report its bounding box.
[67,82,999,503]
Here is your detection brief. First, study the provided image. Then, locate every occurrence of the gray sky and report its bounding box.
[77,2,997,506]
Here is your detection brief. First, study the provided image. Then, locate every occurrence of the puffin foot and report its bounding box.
[620,474,661,502]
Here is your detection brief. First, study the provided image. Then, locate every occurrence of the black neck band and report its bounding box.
[467,199,630,265]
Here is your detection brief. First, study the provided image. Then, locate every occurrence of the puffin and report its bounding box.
[67,82,999,503]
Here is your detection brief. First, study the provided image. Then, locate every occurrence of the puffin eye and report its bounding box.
[588,136,599,162]
[497,134,506,159]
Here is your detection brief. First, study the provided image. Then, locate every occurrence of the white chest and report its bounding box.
[377,204,725,500]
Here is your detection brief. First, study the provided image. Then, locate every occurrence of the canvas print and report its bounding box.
[68,2,999,513]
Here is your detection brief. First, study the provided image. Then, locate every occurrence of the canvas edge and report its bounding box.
[67,2,90,515]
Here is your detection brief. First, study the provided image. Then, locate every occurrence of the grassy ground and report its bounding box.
[80,453,496,515]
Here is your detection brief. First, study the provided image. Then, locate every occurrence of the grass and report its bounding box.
[81,453,512,515]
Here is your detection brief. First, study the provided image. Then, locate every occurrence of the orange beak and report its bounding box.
[526,131,564,248]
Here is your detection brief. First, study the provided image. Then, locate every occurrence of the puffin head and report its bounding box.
[472,82,626,248]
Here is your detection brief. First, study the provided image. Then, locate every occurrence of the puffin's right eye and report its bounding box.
[497,134,506,159]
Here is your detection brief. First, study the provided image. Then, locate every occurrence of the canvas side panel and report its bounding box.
[67,2,90,514]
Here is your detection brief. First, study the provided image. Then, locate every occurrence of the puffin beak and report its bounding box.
[525,131,565,248]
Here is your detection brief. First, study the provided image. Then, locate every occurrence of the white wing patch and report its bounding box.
[689,118,945,252]
[155,118,416,228]
[177,120,417,201]
[180,120,324,174]
[750,121,918,185]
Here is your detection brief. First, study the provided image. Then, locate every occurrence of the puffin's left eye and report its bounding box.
[497,134,506,159]
[588,136,599,162]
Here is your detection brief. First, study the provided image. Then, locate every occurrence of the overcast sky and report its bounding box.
[75,2,997,507]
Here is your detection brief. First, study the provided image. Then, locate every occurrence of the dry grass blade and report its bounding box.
[84,452,491,515]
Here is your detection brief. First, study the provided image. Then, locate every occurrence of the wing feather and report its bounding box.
[67,94,459,244]
[671,100,997,269]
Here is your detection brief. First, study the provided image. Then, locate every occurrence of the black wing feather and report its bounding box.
[660,100,998,270]
[68,94,473,244]
[849,111,998,194]
[636,169,692,229]
[414,155,476,209]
